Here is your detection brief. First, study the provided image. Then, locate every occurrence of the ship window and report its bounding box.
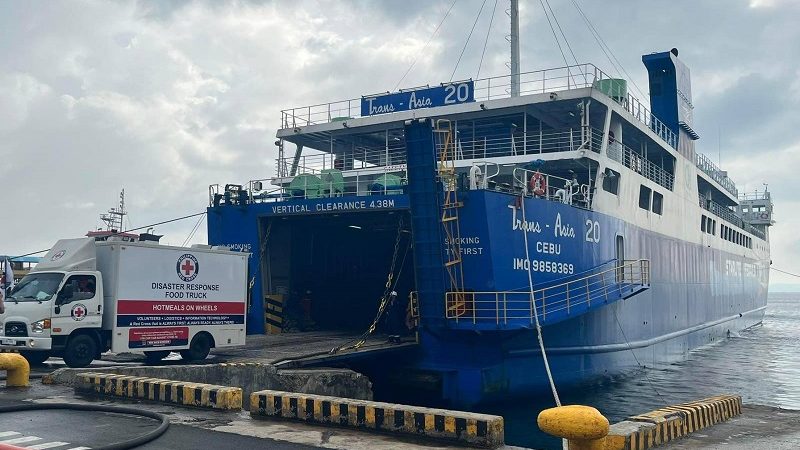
[639,185,651,210]
[652,191,663,215]
[701,216,706,232]
[602,169,620,194]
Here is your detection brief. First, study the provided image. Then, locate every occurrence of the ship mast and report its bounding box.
[510,0,520,97]
[100,189,127,232]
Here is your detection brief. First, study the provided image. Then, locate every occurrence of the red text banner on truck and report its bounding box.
[106,245,248,353]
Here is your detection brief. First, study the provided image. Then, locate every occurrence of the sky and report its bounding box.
[1,0,799,289]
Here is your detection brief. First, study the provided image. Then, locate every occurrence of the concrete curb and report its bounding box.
[250,389,505,448]
[76,372,243,410]
[605,394,742,450]
[45,362,372,406]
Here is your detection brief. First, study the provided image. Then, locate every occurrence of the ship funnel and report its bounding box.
[642,49,699,156]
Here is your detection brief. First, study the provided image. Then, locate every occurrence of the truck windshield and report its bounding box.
[7,273,65,302]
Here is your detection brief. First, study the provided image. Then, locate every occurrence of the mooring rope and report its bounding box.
[519,195,562,407]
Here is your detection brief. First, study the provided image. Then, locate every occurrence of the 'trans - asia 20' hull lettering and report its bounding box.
[508,206,578,239]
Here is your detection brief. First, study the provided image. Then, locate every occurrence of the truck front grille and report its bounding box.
[4,322,28,337]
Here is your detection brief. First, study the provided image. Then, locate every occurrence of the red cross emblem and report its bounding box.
[176,254,200,282]
[181,259,195,276]
[71,304,87,321]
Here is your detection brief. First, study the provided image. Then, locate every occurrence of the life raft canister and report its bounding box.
[529,172,547,196]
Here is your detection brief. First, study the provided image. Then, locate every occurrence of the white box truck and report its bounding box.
[0,237,249,367]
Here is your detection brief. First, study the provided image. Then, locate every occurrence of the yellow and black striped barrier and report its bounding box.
[264,294,284,334]
[250,389,505,448]
[605,394,742,450]
[76,372,242,410]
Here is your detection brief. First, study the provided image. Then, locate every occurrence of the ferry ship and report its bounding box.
[207,11,773,407]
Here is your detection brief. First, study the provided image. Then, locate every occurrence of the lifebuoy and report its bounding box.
[529,172,547,196]
[759,212,769,220]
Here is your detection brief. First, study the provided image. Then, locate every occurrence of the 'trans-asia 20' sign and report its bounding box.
[361,81,474,116]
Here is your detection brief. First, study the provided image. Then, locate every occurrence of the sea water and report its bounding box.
[489,292,800,449]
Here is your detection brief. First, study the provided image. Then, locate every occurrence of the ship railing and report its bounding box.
[435,127,604,160]
[209,184,220,206]
[695,152,738,197]
[619,93,678,149]
[280,63,678,150]
[699,196,766,241]
[279,126,602,177]
[738,190,771,201]
[510,168,593,210]
[607,140,675,191]
[445,259,650,324]
[276,144,407,176]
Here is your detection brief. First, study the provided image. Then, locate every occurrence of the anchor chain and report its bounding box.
[249,220,273,292]
[331,216,408,354]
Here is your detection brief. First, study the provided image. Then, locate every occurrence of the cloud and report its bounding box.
[0,0,797,289]
[0,73,51,133]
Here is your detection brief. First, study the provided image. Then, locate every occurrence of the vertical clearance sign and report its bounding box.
[361,81,475,116]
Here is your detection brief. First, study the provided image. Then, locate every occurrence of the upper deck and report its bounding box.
[210,58,768,243]
[276,63,738,198]
[279,63,677,149]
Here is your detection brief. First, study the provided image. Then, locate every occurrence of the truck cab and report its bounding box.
[1,239,107,366]
[1,237,249,368]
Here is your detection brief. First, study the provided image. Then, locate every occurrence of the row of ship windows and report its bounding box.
[601,170,664,215]
[600,168,759,250]
[701,215,753,249]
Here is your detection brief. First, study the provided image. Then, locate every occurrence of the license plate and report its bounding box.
[0,339,15,346]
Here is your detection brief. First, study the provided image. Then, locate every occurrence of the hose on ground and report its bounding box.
[0,403,169,449]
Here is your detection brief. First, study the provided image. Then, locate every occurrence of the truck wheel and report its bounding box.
[63,335,97,368]
[20,351,50,366]
[144,350,171,364]
[180,333,211,362]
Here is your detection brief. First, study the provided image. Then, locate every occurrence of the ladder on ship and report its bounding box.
[434,120,467,316]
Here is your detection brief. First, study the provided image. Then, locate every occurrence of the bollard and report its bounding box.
[538,405,609,450]
[0,353,31,387]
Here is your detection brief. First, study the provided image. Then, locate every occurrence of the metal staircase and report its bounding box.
[434,120,467,318]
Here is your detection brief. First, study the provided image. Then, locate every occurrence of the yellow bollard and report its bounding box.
[537,405,609,450]
[0,353,31,387]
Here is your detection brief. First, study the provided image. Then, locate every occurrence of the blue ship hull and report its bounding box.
[411,189,765,406]
[207,188,768,407]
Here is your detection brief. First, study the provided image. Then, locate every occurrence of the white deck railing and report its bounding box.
[280,63,678,150]
[607,140,675,191]
[445,259,650,325]
[695,152,738,197]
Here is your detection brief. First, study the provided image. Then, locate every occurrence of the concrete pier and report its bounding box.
[663,405,800,449]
